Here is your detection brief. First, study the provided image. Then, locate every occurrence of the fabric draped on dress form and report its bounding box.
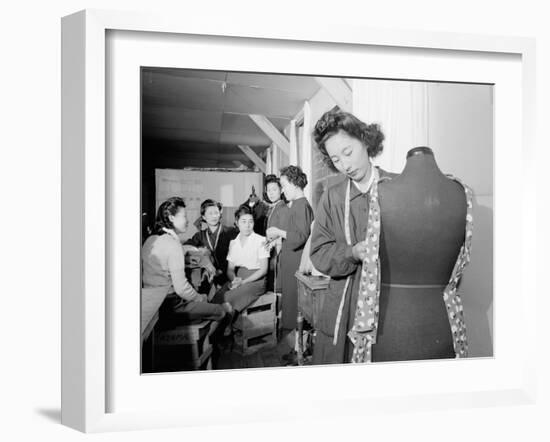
[338,174,473,363]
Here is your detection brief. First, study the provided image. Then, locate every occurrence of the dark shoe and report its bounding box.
[281,350,295,362]
[281,350,297,363]
[222,310,236,337]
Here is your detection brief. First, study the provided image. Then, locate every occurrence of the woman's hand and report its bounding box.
[197,293,208,303]
[182,245,199,255]
[230,277,243,289]
[264,238,275,251]
[266,227,287,241]
[352,241,369,262]
[266,226,282,241]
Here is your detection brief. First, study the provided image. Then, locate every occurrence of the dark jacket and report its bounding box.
[185,224,238,285]
[309,167,395,362]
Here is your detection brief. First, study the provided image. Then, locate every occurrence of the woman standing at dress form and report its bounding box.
[309,109,393,364]
[266,166,314,331]
[264,174,289,292]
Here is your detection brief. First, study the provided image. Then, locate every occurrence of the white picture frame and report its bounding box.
[61,9,537,433]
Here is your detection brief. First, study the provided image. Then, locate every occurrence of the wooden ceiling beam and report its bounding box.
[249,114,290,156]
[237,145,267,173]
[314,77,353,112]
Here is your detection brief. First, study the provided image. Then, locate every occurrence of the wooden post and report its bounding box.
[266,146,272,174]
[289,119,298,166]
[301,101,313,203]
[272,142,280,174]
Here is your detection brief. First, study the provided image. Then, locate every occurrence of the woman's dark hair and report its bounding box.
[312,106,385,172]
[200,198,222,216]
[234,204,254,222]
[264,174,281,189]
[153,197,186,235]
[280,165,308,190]
[263,174,287,203]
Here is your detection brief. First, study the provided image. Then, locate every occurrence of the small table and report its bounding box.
[295,272,330,329]
[295,272,330,364]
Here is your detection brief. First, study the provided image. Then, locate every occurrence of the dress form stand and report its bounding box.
[373,147,467,362]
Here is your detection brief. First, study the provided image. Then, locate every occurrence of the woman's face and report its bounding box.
[169,207,188,233]
[203,205,221,228]
[324,130,372,184]
[280,175,296,201]
[236,214,254,236]
[266,182,282,203]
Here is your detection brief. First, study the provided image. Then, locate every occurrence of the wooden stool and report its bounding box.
[154,320,219,371]
[233,292,277,355]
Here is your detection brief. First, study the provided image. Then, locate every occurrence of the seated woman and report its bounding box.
[214,205,270,315]
[185,199,238,289]
[142,196,232,324]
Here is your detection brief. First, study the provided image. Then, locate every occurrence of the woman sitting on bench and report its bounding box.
[142,196,232,323]
[214,205,270,316]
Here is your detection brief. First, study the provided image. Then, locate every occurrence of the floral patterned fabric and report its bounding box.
[441,175,473,358]
[346,174,473,363]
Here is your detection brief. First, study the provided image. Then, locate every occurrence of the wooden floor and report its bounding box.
[143,329,298,373]
[215,331,294,370]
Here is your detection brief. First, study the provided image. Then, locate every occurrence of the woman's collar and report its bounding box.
[351,166,379,194]
[207,224,220,233]
[162,227,180,241]
[237,231,254,240]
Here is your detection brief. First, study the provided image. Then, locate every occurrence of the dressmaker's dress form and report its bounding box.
[372,147,468,362]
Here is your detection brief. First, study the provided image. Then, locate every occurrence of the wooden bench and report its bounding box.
[233,292,277,355]
[154,320,219,371]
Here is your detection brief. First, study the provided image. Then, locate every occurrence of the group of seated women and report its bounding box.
[141,165,314,344]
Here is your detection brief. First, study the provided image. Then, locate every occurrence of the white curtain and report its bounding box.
[352,79,429,174]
